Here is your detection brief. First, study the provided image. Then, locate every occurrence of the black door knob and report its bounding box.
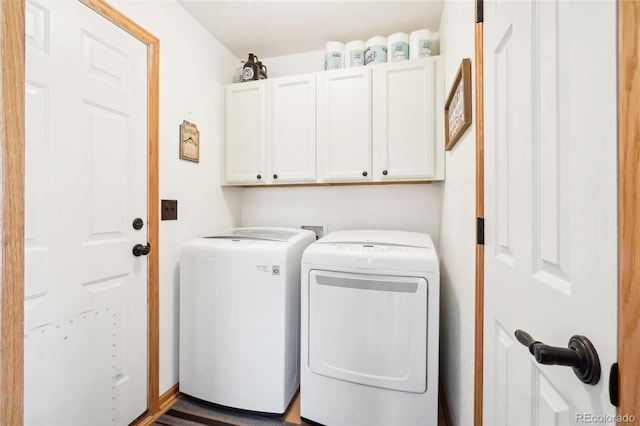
[132,218,144,230]
[362,171,368,177]
[256,174,262,180]
[515,329,601,385]
[382,170,388,176]
[132,243,151,257]
[273,174,278,179]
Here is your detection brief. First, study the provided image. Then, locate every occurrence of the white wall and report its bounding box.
[438,1,477,425]
[241,184,443,241]
[261,49,324,78]
[107,0,242,394]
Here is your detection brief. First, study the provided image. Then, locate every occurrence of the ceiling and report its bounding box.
[177,1,445,59]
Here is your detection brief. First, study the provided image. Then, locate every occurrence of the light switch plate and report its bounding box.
[161,199,177,220]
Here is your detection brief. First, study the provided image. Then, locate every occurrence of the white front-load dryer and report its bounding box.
[301,230,439,426]
[180,227,316,414]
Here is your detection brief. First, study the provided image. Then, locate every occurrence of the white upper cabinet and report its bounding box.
[374,57,444,180]
[224,81,266,184]
[268,74,316,183]
[222,56,444,186]
[317,67,372,182]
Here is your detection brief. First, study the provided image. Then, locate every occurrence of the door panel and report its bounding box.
[318,68,372,181]
[24,0,148,424]
[378,59,439,180]
[484,0,617,424]
[269,74,317,182]
[224,82,266,184]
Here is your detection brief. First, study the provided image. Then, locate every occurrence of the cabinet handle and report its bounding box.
[382,170,388,176]
[362,171,368,177]
[273,174,278,179]
[256,174,262,180]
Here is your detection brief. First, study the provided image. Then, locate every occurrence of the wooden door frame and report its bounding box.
[473,1,640,424]
[0,0,161,423]
[473,2,484,423]
[616,0,640,417]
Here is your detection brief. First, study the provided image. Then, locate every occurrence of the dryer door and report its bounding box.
[308,270,428,393]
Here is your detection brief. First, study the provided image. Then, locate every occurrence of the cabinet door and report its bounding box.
[318,68,372,181]
[376,57,444,180]
[269,74,316,183]
[224,81,266,184]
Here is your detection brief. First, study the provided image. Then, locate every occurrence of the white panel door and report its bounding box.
[317,68,372,181]
[268,74,316,183]
[484,1,617,425]
[24,0,148,424]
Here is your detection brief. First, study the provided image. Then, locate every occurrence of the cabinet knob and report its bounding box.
[256,174,262,180]
[362,171,368,177]
[382,170,388,176]
[273,174,278,179]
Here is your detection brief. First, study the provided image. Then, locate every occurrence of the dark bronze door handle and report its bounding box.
[515,329,601,385]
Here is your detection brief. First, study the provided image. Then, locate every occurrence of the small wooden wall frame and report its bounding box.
[180,120,200,162]
[444,58,472,150]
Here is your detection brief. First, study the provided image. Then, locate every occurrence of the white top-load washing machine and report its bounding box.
[180,227,316,414]
[301,230,440,426]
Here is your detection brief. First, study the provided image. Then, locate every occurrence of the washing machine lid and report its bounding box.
[302,230,439,272]
[206,227,305,242]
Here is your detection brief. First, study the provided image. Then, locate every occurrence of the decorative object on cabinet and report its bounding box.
[444,58,472,151]
[180,120,199,162]
[243,53,260,82]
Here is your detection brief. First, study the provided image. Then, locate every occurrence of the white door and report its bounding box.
[24,0,148,424]
[484,0,617,424]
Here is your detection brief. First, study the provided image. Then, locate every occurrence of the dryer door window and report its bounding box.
[308,270,428,393]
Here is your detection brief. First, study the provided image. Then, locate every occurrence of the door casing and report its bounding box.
[0,0,160,423]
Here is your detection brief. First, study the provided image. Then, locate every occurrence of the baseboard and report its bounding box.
[439,379,454,426]
[159,383,181,410]
[133,382,180,426]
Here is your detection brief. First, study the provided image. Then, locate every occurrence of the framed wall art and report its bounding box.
[180,120,200,162]
[444,58,472,151]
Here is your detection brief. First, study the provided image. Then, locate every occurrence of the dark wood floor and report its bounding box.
[155,390,450,426]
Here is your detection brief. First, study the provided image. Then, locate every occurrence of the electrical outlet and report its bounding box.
[301,224,327,240]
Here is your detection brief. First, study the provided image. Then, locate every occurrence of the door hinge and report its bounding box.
[609,362,619,407]
[476,0,484,23]
[477,217,485,245]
